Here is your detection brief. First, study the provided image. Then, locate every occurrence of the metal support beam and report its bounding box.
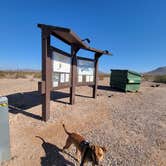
[70,46,79,105]
[93,53,102,98]
[41,29,51,121]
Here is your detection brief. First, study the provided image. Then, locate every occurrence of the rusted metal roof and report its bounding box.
[38,24,112,55]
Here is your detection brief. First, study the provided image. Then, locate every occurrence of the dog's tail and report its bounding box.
[36,136,46,143]
[62,124,71,135]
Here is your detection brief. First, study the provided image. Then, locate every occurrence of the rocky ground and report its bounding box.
[0,78,166,166]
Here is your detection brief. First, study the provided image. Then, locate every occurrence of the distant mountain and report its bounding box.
[146,66,166,75]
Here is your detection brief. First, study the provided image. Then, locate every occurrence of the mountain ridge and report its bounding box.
[146,66,166,75]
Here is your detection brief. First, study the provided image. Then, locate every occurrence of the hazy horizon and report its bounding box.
[1,66,166,74]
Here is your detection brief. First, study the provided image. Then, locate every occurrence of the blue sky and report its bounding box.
[0,0,165,73]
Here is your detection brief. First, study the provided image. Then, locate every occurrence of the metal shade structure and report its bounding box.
[38,24,112,121]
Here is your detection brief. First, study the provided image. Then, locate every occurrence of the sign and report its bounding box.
[52,51,71,73]
[77,59,94,82]
[52,73,59,87]
[78,59,94,75]
[52,51,71,87]
[78,75,83,82]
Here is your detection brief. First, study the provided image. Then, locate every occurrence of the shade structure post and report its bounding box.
[41,28,51,121]
[70,45,79,105]
[93,53,102,98]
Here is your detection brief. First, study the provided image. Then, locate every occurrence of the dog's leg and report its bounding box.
[75,148,80,162]
[80,160,84,166]
[80,155,84,166]
[80,149,87,166]
[62,137,72,152]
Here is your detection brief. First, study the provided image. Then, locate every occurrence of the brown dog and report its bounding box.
[62,124,107,165]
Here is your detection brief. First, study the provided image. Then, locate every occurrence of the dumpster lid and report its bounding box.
[111,69,142,77]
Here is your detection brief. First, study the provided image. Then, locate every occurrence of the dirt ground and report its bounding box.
[0,78,166,166]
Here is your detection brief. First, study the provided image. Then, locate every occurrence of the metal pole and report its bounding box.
[0,97,10,163]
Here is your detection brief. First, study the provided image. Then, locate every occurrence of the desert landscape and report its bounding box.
[0,0,166,165]
[0,76,166,166]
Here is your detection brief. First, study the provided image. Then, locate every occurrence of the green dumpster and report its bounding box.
[110,70,142,92]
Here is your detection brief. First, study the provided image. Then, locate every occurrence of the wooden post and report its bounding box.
[70,46,79,104]
[93,53,102,98]
[41,29,51,121]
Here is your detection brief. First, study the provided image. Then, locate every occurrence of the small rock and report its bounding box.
[108,94,114,98]
[151,84,160,87]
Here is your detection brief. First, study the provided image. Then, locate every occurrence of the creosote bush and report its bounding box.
[154,75,166,84]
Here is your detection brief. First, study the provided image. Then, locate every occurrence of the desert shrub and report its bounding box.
[154,75,166,84]
[142,74,154,81]
[33,72,41,78]
[98,73,110,80]
[0,71,6,78]
[99,74,105,80]
[0,70,42,79]
[15,71,27,79]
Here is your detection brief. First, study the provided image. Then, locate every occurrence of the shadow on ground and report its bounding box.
[7,91,70,120]
[36,136,75,166]
[6,86,115,120]
[98,85,125,93]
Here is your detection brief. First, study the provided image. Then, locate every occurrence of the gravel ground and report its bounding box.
[0,78,166,166]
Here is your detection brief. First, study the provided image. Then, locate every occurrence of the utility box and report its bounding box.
[0,97,10,163]
[110,70,141,92]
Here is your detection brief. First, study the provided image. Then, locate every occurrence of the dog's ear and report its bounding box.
[101,146,107,152]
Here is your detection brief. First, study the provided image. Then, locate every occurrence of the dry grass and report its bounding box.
[99,72,110,80]
[143,74,166,84]
[0,71,41,79]
[0,71,6,78]
[142,74,154,81]
[0,70,109,80]
[15,72,27,79]
[154,75,166,83]
[33,72,41,79]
